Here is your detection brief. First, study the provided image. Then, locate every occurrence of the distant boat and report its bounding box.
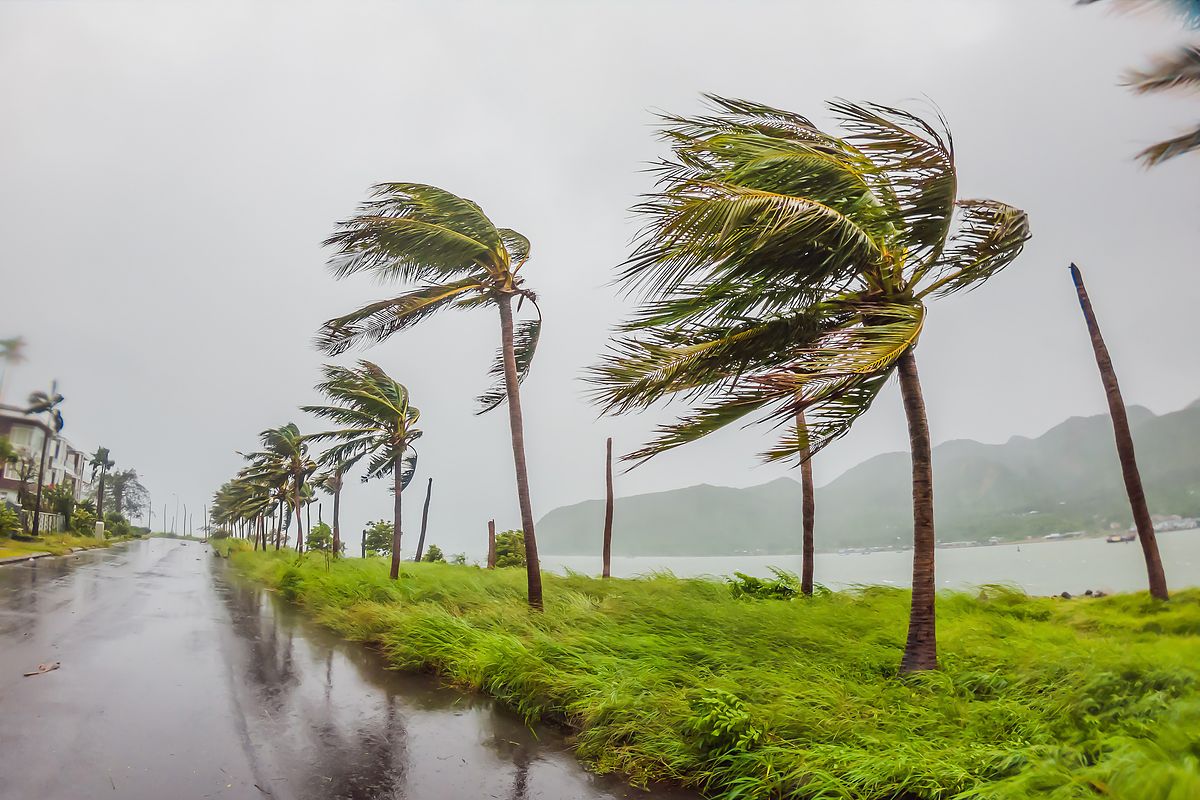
[1106,534,1136,543]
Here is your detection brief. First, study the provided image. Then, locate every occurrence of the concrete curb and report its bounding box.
[0,551,54,565]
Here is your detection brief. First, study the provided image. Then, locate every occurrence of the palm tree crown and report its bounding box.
[592,97,1029,464]
[303,360,421,578]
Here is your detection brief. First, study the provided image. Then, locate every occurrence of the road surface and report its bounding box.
[0,539,693,799]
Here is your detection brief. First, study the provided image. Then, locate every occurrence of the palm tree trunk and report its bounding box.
[497,294,543,609]
[332,475,342,559]
[897,349,938,674]
[389,454,403,580]
[797,410,815,597]
[1070,263,1168,600]
[293,480,304,553]
[275,504,282,550]
[487,519,497,569]
[602,437,614,579]
[413,477,433,562]
[98,470,107,521]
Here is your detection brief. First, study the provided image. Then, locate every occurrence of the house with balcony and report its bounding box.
[0,405,87,510]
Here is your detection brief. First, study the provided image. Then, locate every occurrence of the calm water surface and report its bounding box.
[543,530,1200,595]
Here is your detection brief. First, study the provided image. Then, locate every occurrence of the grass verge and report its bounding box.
[0,532,137,559]
[226,544,1200,800]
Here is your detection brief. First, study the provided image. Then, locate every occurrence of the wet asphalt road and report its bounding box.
[0,539,695,800]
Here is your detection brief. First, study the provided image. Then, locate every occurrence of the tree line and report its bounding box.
[211,95,1175,674]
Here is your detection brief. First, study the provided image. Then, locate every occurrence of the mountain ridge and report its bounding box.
[537,401,1200,556]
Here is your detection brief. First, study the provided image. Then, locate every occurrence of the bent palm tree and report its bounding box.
[316,183,545,607]
[302,361,420,580]
[1070,264,1169,599]
[591,97,1029,672]
[243,424,316,552]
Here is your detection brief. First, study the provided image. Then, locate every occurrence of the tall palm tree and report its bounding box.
[591,97,1029,672]
[25,387,64,536]
[1080,0,1200,165]
[89,446,114,519]
[413,477,433,563]
[316,183,546,608]
[0,337,27,402]
[313,468,349,558]
[302,361,421,580]
[797,410,816,597]
[1069,264,1169,599]
[243,424,316,552]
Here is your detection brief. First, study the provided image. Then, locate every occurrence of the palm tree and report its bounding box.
[1080,0,1200,165]
[302,361,420,580]
[313,468,348,558]
[89,446,114,521]
[316,183,546,608]
[0,337,27,402]
[591,97,1029,672]
[243,424,316,552]
[25,387,64,536]
[1069,264,1169,599]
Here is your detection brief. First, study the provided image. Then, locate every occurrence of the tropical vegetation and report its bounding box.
[315,183,547,609]
[589,97,1029,671]
[228,547,1200,800]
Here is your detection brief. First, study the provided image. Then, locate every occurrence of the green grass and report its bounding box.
[226,543,1200,800]
[0,532,133,559]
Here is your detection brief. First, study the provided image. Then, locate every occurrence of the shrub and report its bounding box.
[421,544,446,563]
[494,530,526,568]
[0,504,20,537]
[727,567,801,600]
[70,508,97,535]
[307,522,332,552]
[450,552,467,565]
[363,520,393,556]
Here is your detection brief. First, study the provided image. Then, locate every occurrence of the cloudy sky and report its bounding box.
[1,0,1196,556]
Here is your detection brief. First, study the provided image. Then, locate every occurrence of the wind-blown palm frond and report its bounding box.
[316,276,487,355]
[1080,2,1200,165]
[919,200,1031,298]
[324,183,504,282]
[477,316,541,413]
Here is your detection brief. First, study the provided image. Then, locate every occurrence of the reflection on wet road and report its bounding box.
[0,539,694,799]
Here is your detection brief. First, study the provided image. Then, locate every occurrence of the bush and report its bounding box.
[0,504,21,537]
[494,530,526,568]
[421,543,445,563]
[450,552,467,565]
[363,520,393,556]
[70,508,96,535]
[104,512,131,538]
[307,522,332,552]
[727,567,802,600]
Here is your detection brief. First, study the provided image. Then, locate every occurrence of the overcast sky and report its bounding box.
[1,0,1196,556]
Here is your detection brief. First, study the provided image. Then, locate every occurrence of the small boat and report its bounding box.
[1106,534,1135,543]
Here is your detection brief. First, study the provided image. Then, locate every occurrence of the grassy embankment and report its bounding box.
[221,540,1200,800]
[0,532,135,559]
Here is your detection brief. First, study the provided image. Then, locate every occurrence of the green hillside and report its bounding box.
[537,401,1200,555]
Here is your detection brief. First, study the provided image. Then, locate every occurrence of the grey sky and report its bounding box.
[1,0,1196,556]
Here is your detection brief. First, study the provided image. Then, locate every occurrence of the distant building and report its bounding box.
[0,405,87,508]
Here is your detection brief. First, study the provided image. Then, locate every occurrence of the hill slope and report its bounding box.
[537,402,1200,555]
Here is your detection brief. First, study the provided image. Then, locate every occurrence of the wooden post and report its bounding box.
[414,478,433,562]
[602,437,614,578]
[487,519,497,569]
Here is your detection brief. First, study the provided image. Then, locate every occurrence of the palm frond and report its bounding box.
[1137,124,1200,165]
[918,200,1031,298]
[316,277,485,355]
[830,100,957,282]
[477,317,541,414]
[1127,44,1200,92]
[324,183,504,283]
[498,228,531,268]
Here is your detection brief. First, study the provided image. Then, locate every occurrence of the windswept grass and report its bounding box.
[0,532,129,559]
[228,546,1200,800]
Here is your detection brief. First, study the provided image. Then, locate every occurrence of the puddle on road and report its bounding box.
[212,560,696,800]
